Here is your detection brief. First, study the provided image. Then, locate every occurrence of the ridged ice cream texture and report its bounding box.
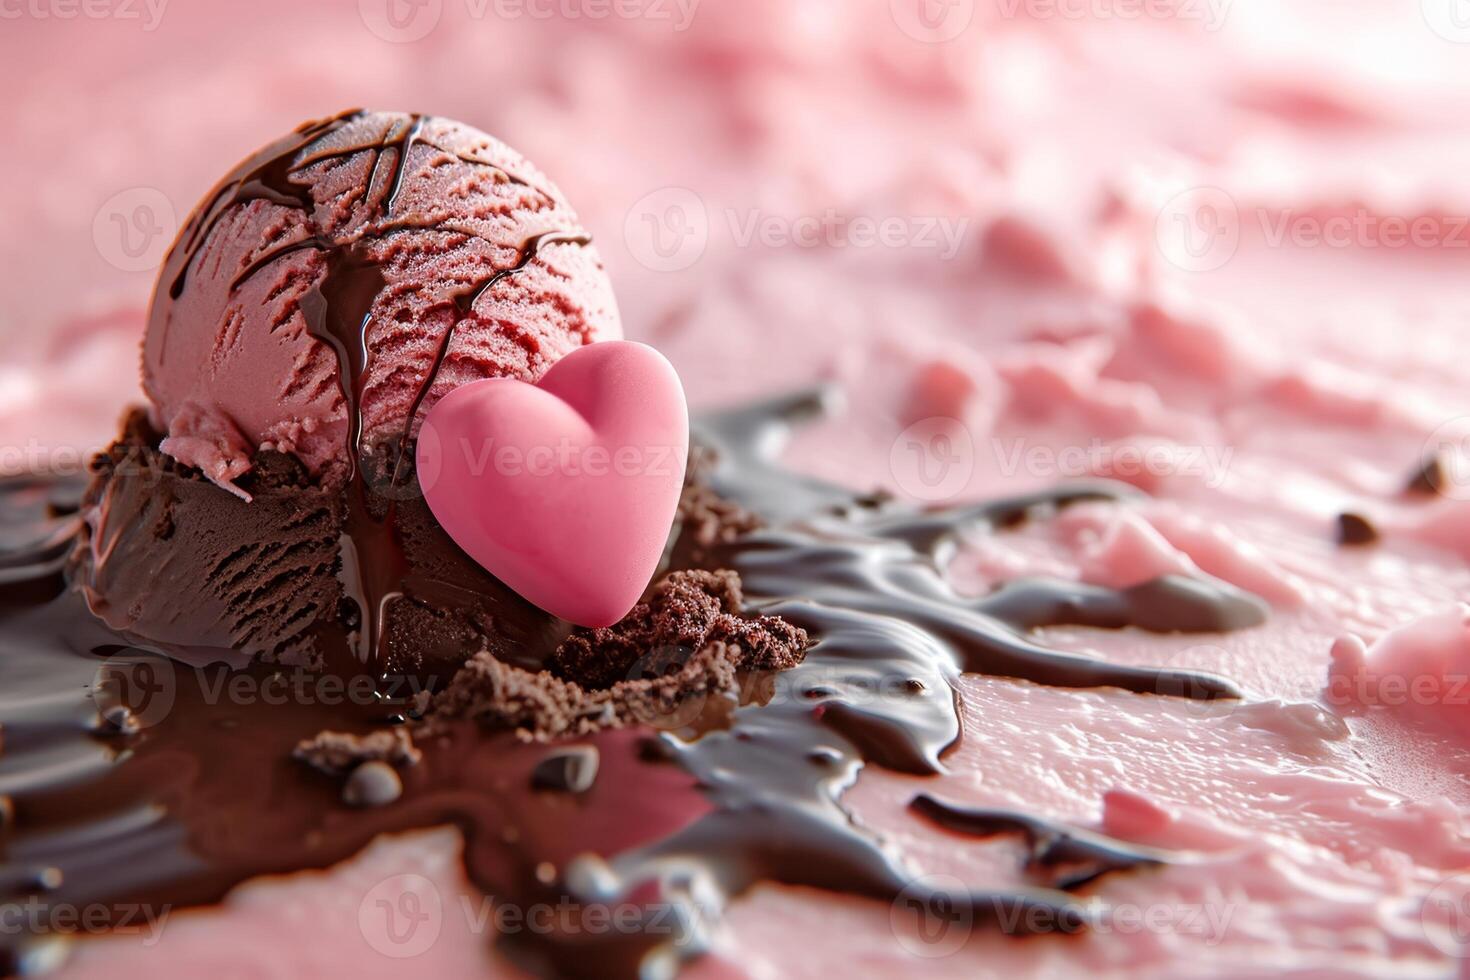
[142,110,621,494]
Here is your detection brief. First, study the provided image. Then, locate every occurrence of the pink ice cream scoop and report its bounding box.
[78,111,628,672]
[143,110,622,494]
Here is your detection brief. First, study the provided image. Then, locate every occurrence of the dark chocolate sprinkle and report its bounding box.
[1405,455,1446,496]
[1336,512,1379,546]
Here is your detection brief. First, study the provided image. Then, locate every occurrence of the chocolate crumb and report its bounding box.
[0,795,13,828]
[422,570,809,741]
[677,476,763,564]
[293,728,421,775]
[237,449,314,493]
[1336,512,1379,546]
[549,570,806,689]
[531,746,600,793]
[1405,455,1446,496]
[343,761,403,807]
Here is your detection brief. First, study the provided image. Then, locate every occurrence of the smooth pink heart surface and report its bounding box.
[417,341,688,628]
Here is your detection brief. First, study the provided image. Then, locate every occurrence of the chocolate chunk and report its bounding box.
[1405,455,1446,496]
[550,570,807,690]
[531,746,600,793]
[1337,512,1379,546]
[342,761,403,808]
[423,571,810,741]
[677,480,763,560]
[0,795,14,828]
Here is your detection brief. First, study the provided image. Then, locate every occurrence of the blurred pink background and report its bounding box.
[5,0,1470,474]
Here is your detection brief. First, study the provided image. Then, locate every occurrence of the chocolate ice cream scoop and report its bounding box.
[77,111,624,675]
[144,109,620,493]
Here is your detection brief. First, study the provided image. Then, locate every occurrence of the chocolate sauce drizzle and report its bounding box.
[909,794,1165,890]
[150,111,591,672]
[0,387,1264,976]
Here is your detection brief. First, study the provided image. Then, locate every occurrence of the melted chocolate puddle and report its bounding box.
[0,390,1263,977]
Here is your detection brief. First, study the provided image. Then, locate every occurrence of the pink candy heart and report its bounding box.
[417,341,689,628]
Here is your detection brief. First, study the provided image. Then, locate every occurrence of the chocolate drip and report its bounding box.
[1,391,1265,976]
[909,794,1164,890]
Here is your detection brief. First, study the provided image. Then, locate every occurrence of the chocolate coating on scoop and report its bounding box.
[70,411,567,678]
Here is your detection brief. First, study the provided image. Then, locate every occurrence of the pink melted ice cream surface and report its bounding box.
[6,0,1470,977]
